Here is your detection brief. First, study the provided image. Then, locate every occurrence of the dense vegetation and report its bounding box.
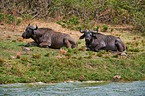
[0,0,145,84]
[0,0,145,32]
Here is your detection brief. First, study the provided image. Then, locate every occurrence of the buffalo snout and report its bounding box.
[22,32,25,38]
[85,38,91,42]
[22,32,28,38]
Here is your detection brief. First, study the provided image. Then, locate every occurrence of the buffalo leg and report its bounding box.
[39,42,49,48]
[64,39,71,48]
[115,42,128,55]
[86,44,91,50]
[68,38,78,48]
[25,42,38,47]
[90,45,102,52]
[94,42,106,52]
[94,46,102,52]
[115,41,124,52]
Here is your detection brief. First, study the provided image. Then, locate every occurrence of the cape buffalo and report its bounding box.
[22,24,78,49]
[79,29,127,55]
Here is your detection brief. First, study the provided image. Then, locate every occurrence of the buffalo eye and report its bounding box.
[26,28,30,32]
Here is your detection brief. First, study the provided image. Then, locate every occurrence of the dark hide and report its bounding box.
[22,24,78,49]
[79,29,127,53]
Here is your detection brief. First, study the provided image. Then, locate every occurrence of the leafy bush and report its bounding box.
[102,25,109,32]
[0,0,144,32]
[0,14,5,22]
[4,14,15,24]
[0,13,22,25]
[16,19,21,25]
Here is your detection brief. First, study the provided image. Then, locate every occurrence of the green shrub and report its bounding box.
[97,25,101,29]
[3,14,15,24]
[102,25,109,32]
[111,28,114,32]
[62,20,68,23]
[69,16,80,25]
[67,48,72,53]
[61,24,66,28]
[16,19,21,25]
[0,14,5,22]
[56,21,62,25]
[0,0,144,32]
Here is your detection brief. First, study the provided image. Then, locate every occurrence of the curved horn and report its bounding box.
[97,28,98,32]
[28,26,35,30]
[79,28,84,33]
[80,29,89,33]
[89,29,98,34]
[34,25,38,30]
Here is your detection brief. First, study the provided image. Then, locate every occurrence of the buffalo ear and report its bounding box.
[79,34,85,39]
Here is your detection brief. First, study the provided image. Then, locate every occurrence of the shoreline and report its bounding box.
[1,79,145,85]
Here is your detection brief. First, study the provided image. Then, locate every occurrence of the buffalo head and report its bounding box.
[79,28,98,42]
[22,24,38,39]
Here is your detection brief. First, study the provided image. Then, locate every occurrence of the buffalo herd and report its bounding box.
[22,24,127,55]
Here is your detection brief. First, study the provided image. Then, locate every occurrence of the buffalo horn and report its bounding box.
[34,25,38,30]
[89,28,98,34]
[79,28,84,33]
[80,29,90,33]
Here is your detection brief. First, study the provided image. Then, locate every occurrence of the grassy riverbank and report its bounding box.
[0,20,145,84]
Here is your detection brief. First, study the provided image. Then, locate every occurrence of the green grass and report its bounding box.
[0,26,145,84]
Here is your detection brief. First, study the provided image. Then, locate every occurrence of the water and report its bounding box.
[0,81,145,96]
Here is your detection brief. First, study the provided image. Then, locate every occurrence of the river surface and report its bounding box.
[0,81,145,96]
